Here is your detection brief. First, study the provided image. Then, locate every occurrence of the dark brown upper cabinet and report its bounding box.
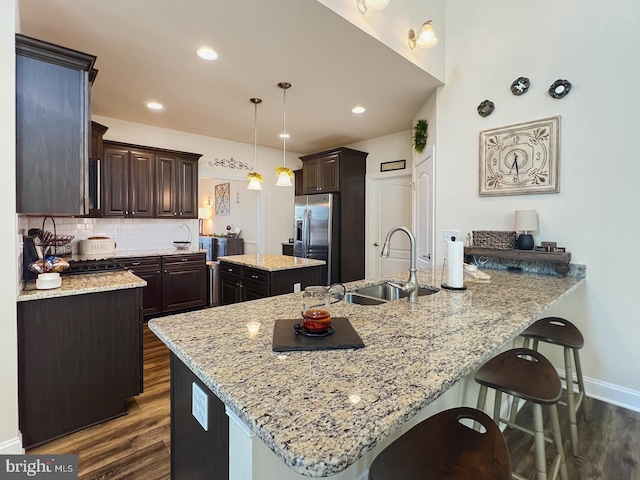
[301,153,340,194]
[16,34,96,215]
[101,141,200,219]
[102,142,155,218]
[155,153,199,219]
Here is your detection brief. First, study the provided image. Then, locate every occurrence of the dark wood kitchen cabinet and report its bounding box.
[119,256,163,316]
[301,154,340,193]
[16,34,96,216]
[219,261,322,305]
[161,253,207,313]
[101,141,201,219]
[155,153,199,219]
[18,287,143,448]
[299,147,368,283]
[102,141,155,218]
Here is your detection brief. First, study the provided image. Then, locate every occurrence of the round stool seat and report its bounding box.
[369,407,511,480]
[521,317,584,349]
[475,348,561,405]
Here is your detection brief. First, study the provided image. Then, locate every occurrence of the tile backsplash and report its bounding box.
[21,216,199,254]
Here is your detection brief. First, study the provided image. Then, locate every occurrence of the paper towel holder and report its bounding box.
[440,256,467,291]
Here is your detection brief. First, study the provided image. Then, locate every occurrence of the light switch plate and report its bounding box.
[192,382,208,431]
[443,230,461,242]
[293,283,301,293]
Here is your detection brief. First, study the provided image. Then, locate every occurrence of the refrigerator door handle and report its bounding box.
[304,209,312,257]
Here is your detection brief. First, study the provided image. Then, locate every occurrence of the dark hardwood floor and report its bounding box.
[28,324,171,480]
[27,325,640,480]
[504,393,640,479]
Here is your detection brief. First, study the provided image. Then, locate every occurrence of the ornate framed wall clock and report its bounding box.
[479,116,560,196]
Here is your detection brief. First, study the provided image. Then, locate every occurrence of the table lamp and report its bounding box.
[515,210,538,250]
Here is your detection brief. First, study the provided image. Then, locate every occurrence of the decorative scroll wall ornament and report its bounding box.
[208,157,252,171]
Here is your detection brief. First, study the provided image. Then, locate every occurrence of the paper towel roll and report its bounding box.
[446,240,464,288]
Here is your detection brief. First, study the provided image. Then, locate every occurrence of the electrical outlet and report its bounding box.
[192,382,208,431]
[443,230,461,242]
[293,283,301,293]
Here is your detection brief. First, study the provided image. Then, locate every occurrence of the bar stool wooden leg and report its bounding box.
[549,404,569,480]
[476,385,488,431]
[573,349,589,421]
[564,346,579,457]
[532,404,548,480]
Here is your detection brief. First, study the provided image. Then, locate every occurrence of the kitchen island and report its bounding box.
[218,254,325,305]
[149,266,585,479]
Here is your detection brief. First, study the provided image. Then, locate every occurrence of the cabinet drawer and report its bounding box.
[163,253,206,269]
[243,267,268,284]
[119,256,161,270]
[220,262,242,276]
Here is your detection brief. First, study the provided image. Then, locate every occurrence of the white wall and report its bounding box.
[438,0,640,407]
[1,0,20,454]
[93,115,301,254]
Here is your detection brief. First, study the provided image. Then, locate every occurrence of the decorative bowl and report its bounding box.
[173,241,191,250]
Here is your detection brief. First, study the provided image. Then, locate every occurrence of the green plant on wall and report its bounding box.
[413,119,428,153]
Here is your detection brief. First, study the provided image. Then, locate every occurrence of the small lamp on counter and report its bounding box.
[515,210,538,250]
[198,206,211,235]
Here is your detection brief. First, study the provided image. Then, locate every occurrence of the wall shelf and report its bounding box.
[464,247,571,277]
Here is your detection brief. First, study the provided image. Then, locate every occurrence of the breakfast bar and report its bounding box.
[149,266,585,479]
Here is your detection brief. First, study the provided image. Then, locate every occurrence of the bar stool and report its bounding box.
[368,407,511,480]
[475,348,568,480]
[511,316,588,457]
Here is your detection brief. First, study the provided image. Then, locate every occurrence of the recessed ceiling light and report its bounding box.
[352,106,366,114]
[279,133,290,139]
[146,102,164,111]
[197,47,218,61]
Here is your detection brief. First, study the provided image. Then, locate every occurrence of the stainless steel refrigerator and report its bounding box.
[294,194,341,285]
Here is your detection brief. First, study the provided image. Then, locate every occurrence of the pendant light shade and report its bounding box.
[275,82,293,187]
[247,98,264,191]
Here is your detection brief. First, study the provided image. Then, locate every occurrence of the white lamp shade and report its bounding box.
[276,171,293,187]
[515,210,538,232]
[198,207,211,219]
[417,22,438,48]
[247,177,262,190]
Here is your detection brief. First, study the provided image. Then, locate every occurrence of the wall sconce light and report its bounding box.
[356,0,389,14]
[408,20,438,50]
[275,82,293,187]
[247,98,264,191]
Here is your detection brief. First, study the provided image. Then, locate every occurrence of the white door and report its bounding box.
[368,174,413,278]
[413,146,435,269]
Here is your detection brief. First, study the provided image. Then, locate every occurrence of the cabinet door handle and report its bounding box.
[181,258,188,262]
[250,274,259,279]
[157,271,161,274]
[174,212,177,216]
[132,211,135,215]
[164,270,168,273]
[226,268,233,272]
[132,262,141,266]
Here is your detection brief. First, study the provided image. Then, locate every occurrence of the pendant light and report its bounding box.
[275,82,293,187]
[247,98,263,191]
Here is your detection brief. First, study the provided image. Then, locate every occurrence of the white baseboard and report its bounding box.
[0,437,23,454]
[557,368,640,413]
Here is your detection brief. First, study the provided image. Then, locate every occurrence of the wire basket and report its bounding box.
[472,231,516,250]
[35,216,74,255]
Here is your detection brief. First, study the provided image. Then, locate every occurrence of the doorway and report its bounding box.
[368,173,413,278]
[413,146,435,270]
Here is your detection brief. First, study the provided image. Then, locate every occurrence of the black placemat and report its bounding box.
[272,317,365,352]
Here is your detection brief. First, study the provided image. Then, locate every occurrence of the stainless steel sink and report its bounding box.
[356,283,438,300]
[343,292,387,305]
[343,282,438,305]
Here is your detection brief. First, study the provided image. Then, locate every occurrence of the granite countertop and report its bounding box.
[217,254,325,271]
[18,270,146,302]
[148,267,585,477]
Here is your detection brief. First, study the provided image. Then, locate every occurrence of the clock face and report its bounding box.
[479,117,559,196]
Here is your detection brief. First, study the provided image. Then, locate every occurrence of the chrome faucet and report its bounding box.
[380,226,418,303]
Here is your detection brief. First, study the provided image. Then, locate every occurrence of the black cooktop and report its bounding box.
[63,258,127,275]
